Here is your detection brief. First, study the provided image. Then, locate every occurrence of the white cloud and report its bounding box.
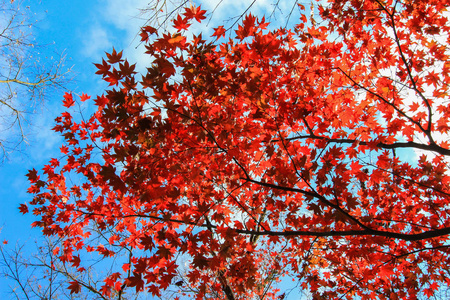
[101,0,150,34]
[81,26,113,59]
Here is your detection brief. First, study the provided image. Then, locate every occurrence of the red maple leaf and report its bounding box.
[183,6,206,22]
[62,92,75,108]
[212,26,226,39]
[105,48,123,64]
[68,281,81,294]
[18,204,28,214]
[94,95,109,107]
[80,93,90,102]
[26,169,39,182]
[173,14,190,31]
[94,59,110,77]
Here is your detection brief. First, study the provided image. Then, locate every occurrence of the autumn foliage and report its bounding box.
[25,0,450,298]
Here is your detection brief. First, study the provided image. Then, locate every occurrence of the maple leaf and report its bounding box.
[119,60,136,77]
[18,203,28,214]
[104,69,121,86]
[99,165,125,191]
[80,93,90,102]
[94,59,110,77]
[192,255,209,270]
[173,15,190,31]
[126,274,145,293]
[60,145,69,154]
[142,26,157,35]
[168,34,186,46]
[106,48,123,64]
[212,26,226,39]
[183,6,206,22]
[68,281,81,294]
[94,95,109,107]
[122,263,130,272]
[140,234,154,251]
[156,245,173,259]
[26,168,39,182]
[71,255,81,268]
[62,92,75,108]
[140,30,149,42]
[237,13,257,38]
[140,26,157,42]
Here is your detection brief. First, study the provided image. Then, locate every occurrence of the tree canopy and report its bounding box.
[25,0,450,298]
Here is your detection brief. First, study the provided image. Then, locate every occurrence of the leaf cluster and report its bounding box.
[25,1,450,299]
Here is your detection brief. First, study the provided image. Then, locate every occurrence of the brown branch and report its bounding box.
[77,205,450,243]
[235,226,450,242]
[240,176,371,230]
[279,134,450,156]
[203,216,236,300]
[0,75,58,86]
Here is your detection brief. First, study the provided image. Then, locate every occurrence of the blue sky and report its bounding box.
[0,0,305,298]
[0,0,144,244]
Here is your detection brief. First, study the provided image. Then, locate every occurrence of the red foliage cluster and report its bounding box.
[26,1,450,299]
